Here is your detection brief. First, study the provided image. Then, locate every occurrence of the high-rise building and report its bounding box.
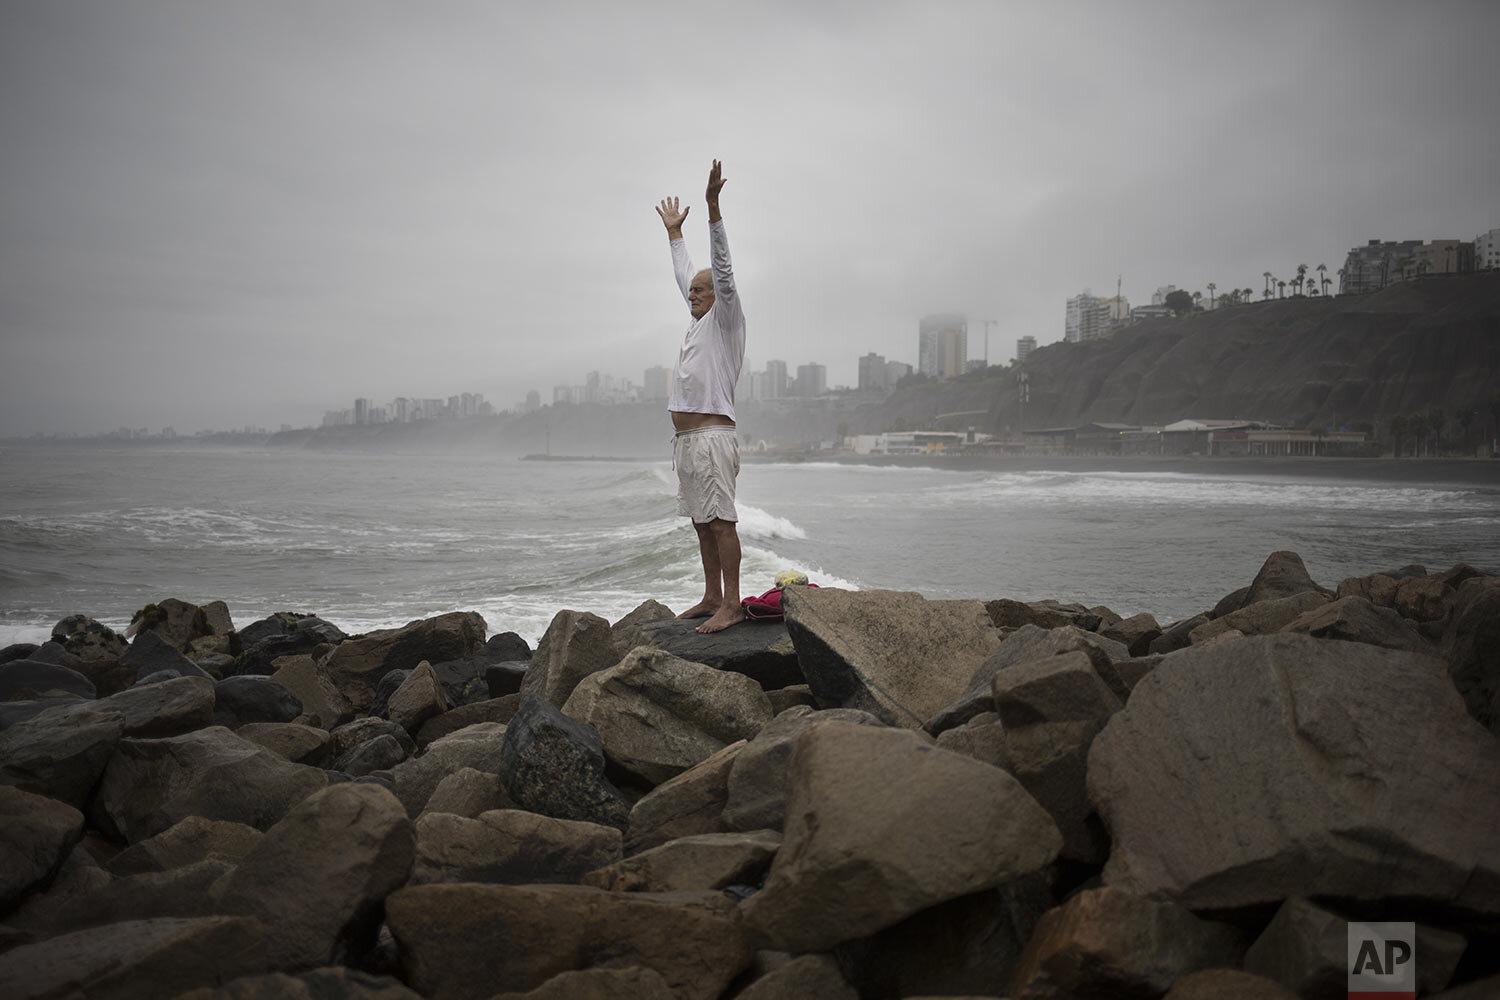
[918,315,967,378]
[886,360,913,385]
[524,390,541,412]
[796,363,827,397]
[1477,228,1500,271]
[1065,292,1120,343]
[765,360,788,399]
[354,398,370,425]
[1339,239,1424,294]
[1016,336,1037,362]
[643,365,670,402]
[858,352,888,390]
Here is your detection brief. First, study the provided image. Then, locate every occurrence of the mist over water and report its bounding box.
[2,446,1497,648]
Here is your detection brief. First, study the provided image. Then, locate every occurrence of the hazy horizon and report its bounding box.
[4,1,1497,436]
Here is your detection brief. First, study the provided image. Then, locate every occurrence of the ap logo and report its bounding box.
[1348,921,1415,1000]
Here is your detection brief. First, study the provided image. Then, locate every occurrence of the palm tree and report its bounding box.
[1263,271,1273,298]
[1295,264,1308,296]
[1409,411,1430,457]
[1277,280,1286,299]
[1244,287,1254,304]
[1317,263,1329,297]
[1207,282,1216,309]
[1389,413,1409,457]
[1192,291,1202,310]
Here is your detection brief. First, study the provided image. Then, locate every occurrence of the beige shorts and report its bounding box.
[674,426,740,523]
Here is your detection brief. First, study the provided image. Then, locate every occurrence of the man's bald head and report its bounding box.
[688,269,715,320]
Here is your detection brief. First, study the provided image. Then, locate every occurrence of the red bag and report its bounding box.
[741,583,818,621]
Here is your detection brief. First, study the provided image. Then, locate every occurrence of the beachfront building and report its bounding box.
[1339,239,1424,294]
[795,363,828,398]
[1016,335,1037,363]
[887,360,913,385]
[1412,240,1475,276]
[764,360,788,399]
[858,352,888,390]
[848,430,987,455]
[918,315,968,378]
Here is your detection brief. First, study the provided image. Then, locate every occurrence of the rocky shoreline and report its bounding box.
[1,551,1497,999]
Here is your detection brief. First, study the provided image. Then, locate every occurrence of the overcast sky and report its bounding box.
[2,1,1496,435]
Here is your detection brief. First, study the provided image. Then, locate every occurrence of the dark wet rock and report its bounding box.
[0,916,273,1000]
[736,953,857,1000]
[1163,969,1300,1000]
[0,696,87,731]
[0,642,40,665]
[368,669,409,719]
[635,617,805,691]
[48,616,132,696]
[338,734,409,777]
[485,661,529,698]
[213,675,302,729]
[331,718,415,760]
[0,660,95,701]
[836,875,1054,1000]
[1099,611,1162,657]
[125,598,231,654]
[323,612,486,712]
[90,726,326,842]
[26,857,232,937]
[0,785,84,911]
[173,967,422,1000]
[499,695,630,831]
[122,630,214,684]
[610,599,676,657]
[485,631,532,662]
[1443,576,1500,736]
[1210,584,1253,618]
[386,661,447,735]
[1148,613,1209,655]
[418,766,508,819]
[783,587,1000,730]
[0,703,125,809]
[271,655,355,730]
[1245,550,1334,605]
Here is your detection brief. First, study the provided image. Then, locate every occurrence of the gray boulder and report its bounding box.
[95,673,216,737]
[1006,886,1245,1000]
[330,717,415,760]
[389,721,507,817]
[386,660,447,735]
[610,599,676,656]
[722,705,885,833]
[90,726,327,842]
[321,612,487,712]
[1188,589,1329,644]
[419,766,509,818]
[108,815,263,876]
[499,695,630,830]
[783,587,1001,730]
[24,857,231,937]
[1007,719,1111,864]
[1443,576,1500,736]
[236,722,334,766]
[411,809,620,885]
[518,610,618,708]
[268,654,355,730]
[172,967,422,1000]
[927,624,1129,735]
[635,617,805,690]
[337,734,409,777]
[992,649,1123,729]
[1281,594,1434,652]
[367,668,409,719]
[736,954,856,1000]
[212,782,415,969]
[1148,613,1209,655]
[1244,549,1333,605]
[414,693,520,749]
[1088,634,1500,915]
[1100,611,1163,657]
[562,647,773,786]
[121,630,213,683]
[48,615,131,696]
[625,739,744,855]
[741,721,1062,952]
[0,703,125,809]
[213,675,302,729]
[385,883,751,1000]
[0,917,271,998]
[986,597,1101,631]
[582,829,778,893]
[0,785,84,911]
[0,660,95,701]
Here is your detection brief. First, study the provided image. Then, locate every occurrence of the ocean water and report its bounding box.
[2,445,1497,648]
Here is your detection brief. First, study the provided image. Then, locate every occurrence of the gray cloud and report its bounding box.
[2,0,1496,434]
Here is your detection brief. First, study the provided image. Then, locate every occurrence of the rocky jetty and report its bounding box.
[1,550,1498,999]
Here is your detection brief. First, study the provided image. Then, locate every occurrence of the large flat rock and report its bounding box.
[635,618,804,690]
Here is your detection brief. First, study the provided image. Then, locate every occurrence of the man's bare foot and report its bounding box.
[676,600,719,620]
[696,604,745,634]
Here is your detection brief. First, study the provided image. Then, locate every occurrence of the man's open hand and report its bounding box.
[706,160,726,204]
[656,197,689,233]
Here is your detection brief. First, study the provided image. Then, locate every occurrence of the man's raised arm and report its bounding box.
[705,160,740,324]
[656,196,694,302]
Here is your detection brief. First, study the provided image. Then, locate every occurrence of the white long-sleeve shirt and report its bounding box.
[668,219,745,421]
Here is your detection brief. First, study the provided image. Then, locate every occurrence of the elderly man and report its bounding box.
[655,160,746,633]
